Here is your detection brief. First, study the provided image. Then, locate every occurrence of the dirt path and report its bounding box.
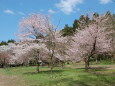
[0,75,27,86]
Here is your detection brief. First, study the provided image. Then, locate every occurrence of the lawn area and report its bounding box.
[0,63,115,86]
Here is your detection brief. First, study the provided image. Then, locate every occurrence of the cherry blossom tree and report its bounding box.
[0,43,15,68]
[70,13,115,71]
[18,13,62,74]
[11,40,49,72]
[0,51,11,68]
[51,31,72,68]
[18,13,53,40]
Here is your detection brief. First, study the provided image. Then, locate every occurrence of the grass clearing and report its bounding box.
[0,63,115,86]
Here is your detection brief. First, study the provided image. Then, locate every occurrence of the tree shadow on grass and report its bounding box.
[50,77,91,86]
[51,73,115,86]
[77,66,108,69]
[78,74,115,86]
[23,69,64,75]
[76,67,115,79]
[48,67,115,86]
[88,69,115,77]
[76,66,109,72]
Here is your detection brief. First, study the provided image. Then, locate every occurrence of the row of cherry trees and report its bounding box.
[0,12,115,72]
[17,12,115,71]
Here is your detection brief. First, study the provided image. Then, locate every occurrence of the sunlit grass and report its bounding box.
[0,63,115,86]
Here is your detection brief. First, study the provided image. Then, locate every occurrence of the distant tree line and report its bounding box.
[0,39,15,46]
[61,11,115,37]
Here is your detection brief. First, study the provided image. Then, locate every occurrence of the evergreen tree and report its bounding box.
[61,24,74,36]
[79,15,86,22]
[36,34,44,39]
[112,14,115,28]
[79,15,87,29]
[85,15,91,27]
[0,41,8,46]
[72,19,80,32]
[7,39,15,43]
[92,12,99,23]
[106,11,111,17]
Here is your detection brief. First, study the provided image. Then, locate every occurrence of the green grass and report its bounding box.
[0,64,115,86]
[96,60,115,65]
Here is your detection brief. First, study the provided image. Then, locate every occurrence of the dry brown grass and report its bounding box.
[0,74,27,86]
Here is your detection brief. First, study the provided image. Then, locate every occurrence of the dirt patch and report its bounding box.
[0,75,27,86]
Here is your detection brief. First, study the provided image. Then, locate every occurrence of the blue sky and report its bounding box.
[0,0,115,41]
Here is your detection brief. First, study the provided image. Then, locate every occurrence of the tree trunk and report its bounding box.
[3,58,7,69]
[96,57,98,64]
[99,57,101,61]
[111,54,115,63]
[37,62,40,73]
[50,56,53,77]
[47,63,50,68]
[61,61,64,69]
[84,58,90,71]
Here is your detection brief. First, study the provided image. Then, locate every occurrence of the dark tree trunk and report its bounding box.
[37,62,40,73]
[36,50,40,73]
[84,58,90,71]
[111,54,115,63]
[99,57,102,61]
[50,56,53,77]
[47,63,50,68]
[3,58,7,69]
[3,64,7,68]
[50,48,55,77]
[61,61,65,69]
[96,57,98,64]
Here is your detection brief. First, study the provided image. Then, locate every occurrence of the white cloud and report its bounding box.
[100,0,111,4]
[55,0,83,15]
[18,12,25,15]
[48,9,56,14]
[4,10,14,15]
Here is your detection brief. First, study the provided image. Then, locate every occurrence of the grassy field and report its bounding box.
[0,62,115,86]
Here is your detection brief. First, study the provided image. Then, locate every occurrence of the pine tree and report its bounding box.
[72,19,80,32]
[0,41,8,46]
[7,39,15,43]
[61,24,74,36]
